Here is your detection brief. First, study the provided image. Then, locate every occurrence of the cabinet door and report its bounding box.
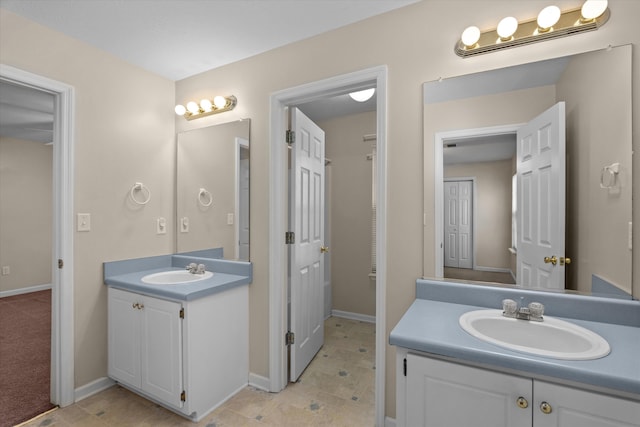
[406,355,531,427]
[108,287,141,387]
[140,295,183,408]
[534,381,640,427]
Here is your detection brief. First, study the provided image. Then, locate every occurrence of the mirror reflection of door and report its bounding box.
[236,137,249,260]
[516,102,566,290]
[443,180,473,269]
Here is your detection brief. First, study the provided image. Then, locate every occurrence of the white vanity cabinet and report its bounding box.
[398,353,640,427]
[108,287,183,407]
[107,284,249,421]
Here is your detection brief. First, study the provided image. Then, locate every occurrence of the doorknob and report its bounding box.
[320,246,330,253]
[544,256,558,266]
[560,256,571,266]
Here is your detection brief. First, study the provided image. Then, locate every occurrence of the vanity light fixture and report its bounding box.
[175,95,237,120]
[455,0,609,57]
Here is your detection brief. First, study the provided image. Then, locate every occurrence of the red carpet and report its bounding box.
[0,290,55,427]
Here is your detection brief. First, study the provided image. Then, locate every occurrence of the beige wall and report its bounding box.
[177,0,640,418]
[557,46,633,294]
[320,111,376,317]
[0,137,52,293]
[0,9,175,386]
[3,0,640,419]
[445,158,513,271]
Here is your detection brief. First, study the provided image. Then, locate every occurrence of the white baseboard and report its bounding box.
[331,309,375,324]
[474,266,511,273]
[0,283,52,298]
[385,416,397,427]
[74,377,115,402]
[248,372,270,392]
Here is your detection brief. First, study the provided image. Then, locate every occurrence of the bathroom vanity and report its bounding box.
[104,253,252,421]
[390,279,640,427]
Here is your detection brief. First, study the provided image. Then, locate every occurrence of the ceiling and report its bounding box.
[1,0,417,141]
[0,0,418,81]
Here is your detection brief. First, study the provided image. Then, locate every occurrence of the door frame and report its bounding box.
[269,65,387,425]
[0,64,75,406]
[443,178,476,269]
[434,124,520,279]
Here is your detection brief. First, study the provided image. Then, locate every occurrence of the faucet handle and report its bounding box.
[502,299,518,316]
[528,302,544,318]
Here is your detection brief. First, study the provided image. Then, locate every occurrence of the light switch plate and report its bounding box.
[77,213,91,232]
[227,213,234,225]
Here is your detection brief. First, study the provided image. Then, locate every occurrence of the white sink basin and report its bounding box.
[141,270,213,285]
[459,309,610,360]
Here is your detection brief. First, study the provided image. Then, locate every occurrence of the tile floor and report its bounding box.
[20,317,375,427]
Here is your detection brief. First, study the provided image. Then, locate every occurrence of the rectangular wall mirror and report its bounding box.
[176,119,250,260]
[423,45,633,299]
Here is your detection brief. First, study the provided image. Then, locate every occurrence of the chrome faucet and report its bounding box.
[502,299,544,322]
[186,263,206,274]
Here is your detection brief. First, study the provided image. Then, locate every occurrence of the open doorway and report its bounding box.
[269,66,387,426]
[0,64,75,414]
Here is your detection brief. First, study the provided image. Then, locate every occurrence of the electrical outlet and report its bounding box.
[1,266,9,275]
[157,217,167,235]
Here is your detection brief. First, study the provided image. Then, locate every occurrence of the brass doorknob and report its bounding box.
[560,257,571,266]
[544,256,558,266]
[540,401,552,414]
[320,246,329,253]
[516,396,529,409]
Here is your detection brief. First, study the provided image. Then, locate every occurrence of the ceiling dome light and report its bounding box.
[174,104,186,116]
[200,99,212,112]
[213,96,227,109]
[537,5,561,32]
[497,16,518,41]
[349,88,375,102]
[186,101,200,114]
[461,26,481,48]
[581,0,607,21]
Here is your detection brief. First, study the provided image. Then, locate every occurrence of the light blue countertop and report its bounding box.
[103,253,252,301]
[390,279,640,397]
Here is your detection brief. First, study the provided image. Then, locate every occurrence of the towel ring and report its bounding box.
[198,188,213,207]
[130,182,151,205]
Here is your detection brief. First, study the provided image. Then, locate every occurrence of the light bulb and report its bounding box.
[537,5,561,31]
[200,99,212,111]
[461,26,481,48]
[581,0,607,21]
[213,96,227,109]
[497,16,518,40]
[349,88,375,102]
[174,104,186,116]
[186,101,200,114]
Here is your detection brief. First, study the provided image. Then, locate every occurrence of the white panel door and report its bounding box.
[534,381,640,427]
[289,107,325,382]
[517,102,566,290]
[444,180,473,269]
